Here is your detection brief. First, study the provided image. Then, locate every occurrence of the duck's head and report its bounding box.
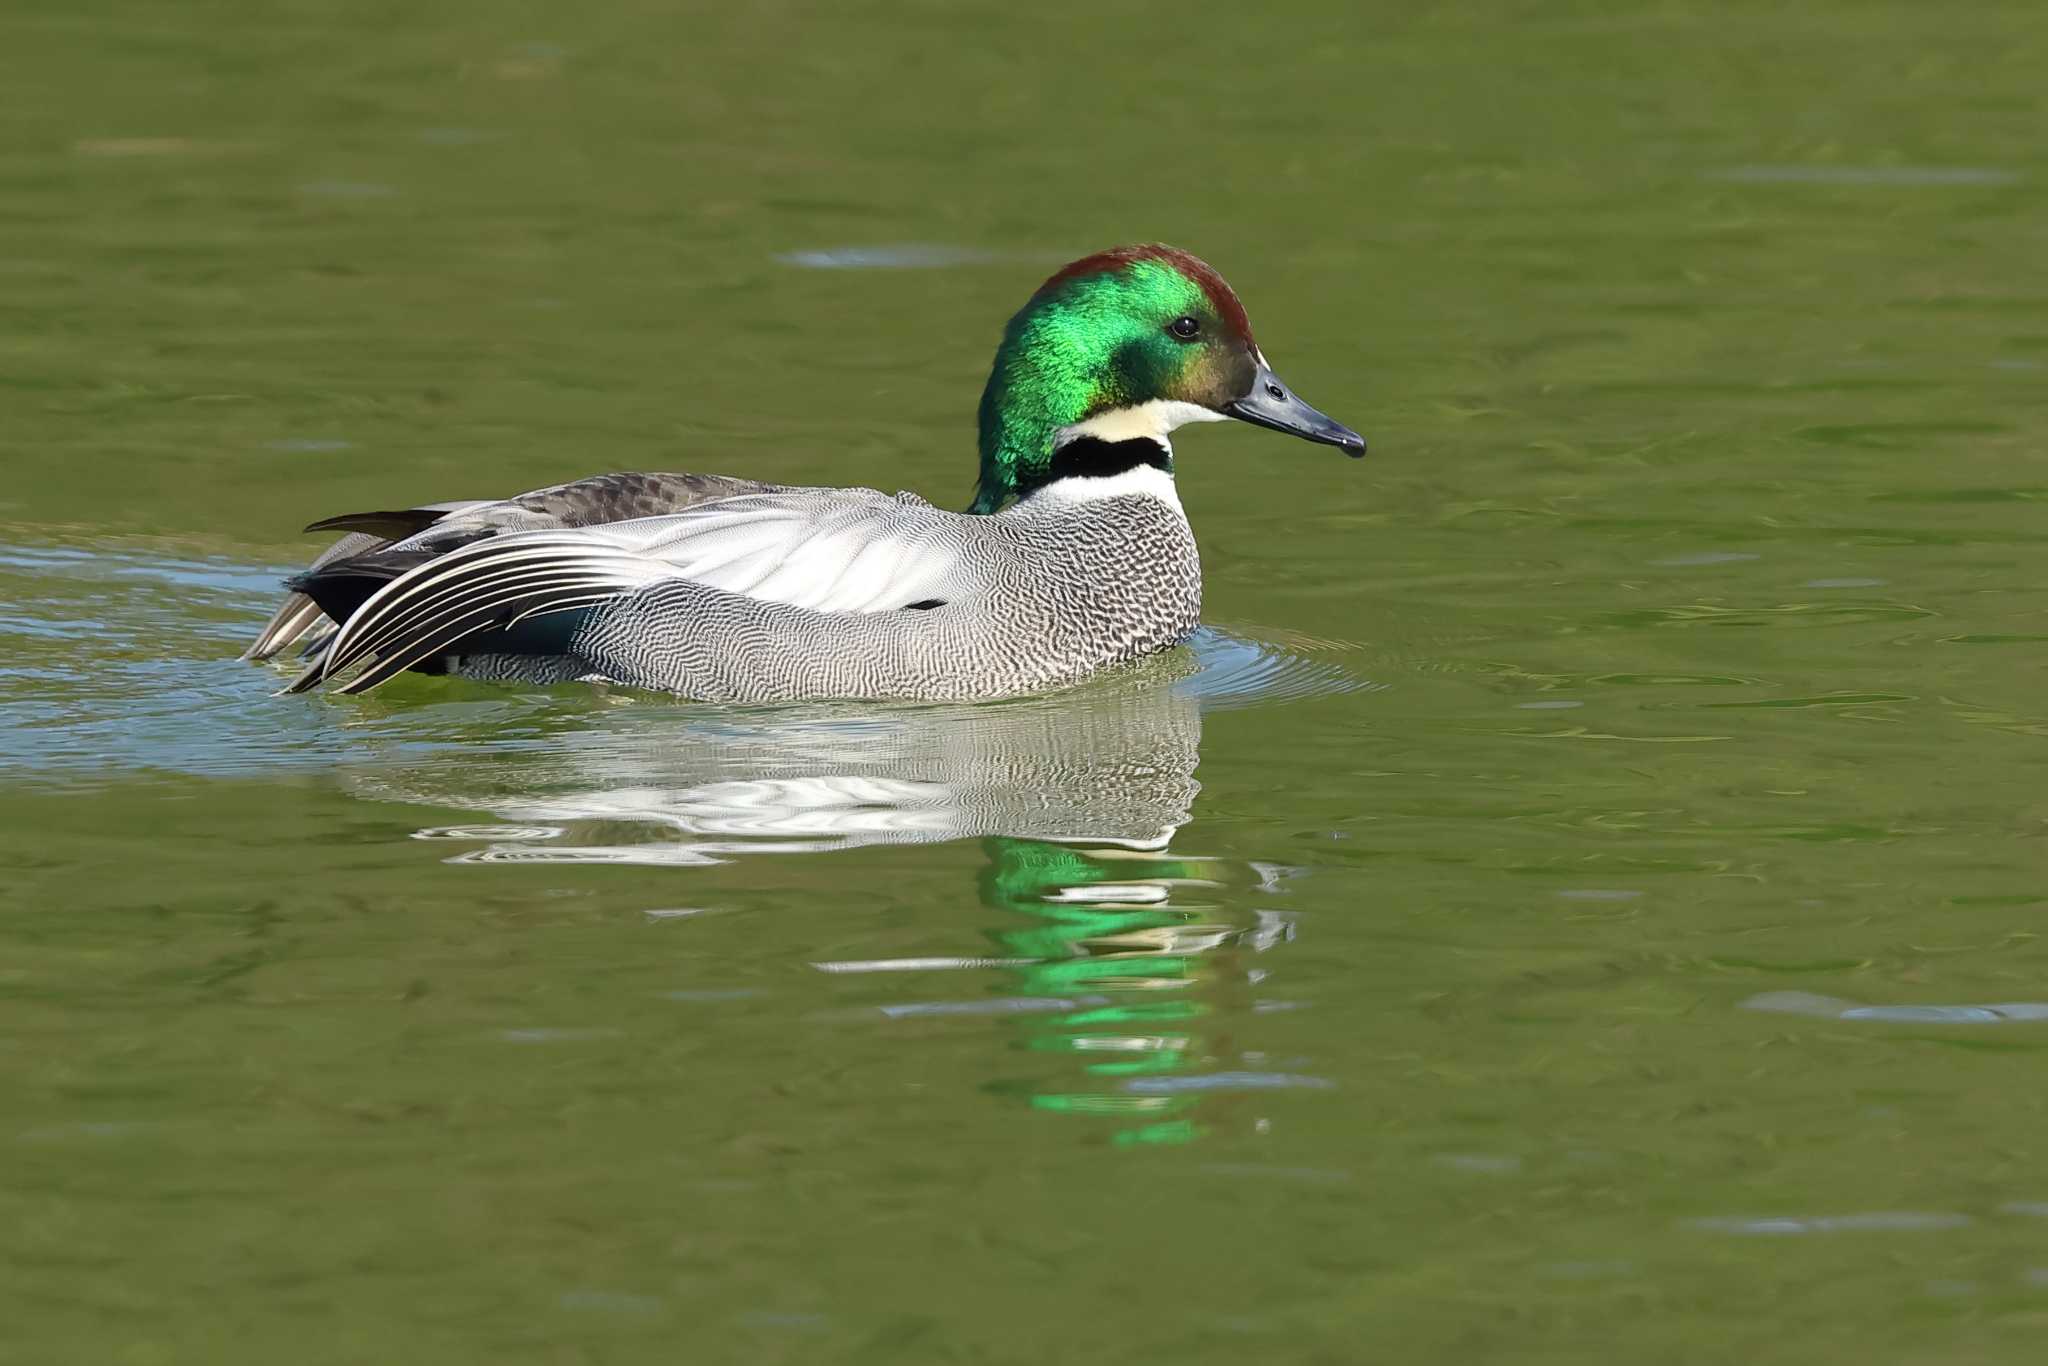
[971,244,1364,512]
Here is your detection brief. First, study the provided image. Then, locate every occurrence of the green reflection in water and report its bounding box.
[980,837,1286,1145]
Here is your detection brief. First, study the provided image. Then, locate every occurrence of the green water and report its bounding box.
[5,0,2048,1360]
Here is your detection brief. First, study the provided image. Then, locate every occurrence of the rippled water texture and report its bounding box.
[5,2,2048,1362]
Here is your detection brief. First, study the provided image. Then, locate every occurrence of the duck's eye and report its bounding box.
[1168,315,1201,341]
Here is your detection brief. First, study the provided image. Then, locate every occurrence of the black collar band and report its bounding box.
[1027,436,1172,494]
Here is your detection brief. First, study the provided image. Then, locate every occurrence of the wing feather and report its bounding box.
[600,490,967,612]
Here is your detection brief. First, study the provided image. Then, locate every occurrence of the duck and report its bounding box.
[248,244,1366,702]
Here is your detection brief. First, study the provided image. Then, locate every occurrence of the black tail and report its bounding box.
[286,547,443,628]
[303,507,451,540]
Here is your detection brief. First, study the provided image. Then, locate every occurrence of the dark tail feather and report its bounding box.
[287,548,443,628]
[303,508,451,539]
[284,517,503,628]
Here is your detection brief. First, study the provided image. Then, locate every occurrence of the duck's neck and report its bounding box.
[972,341,1094,511]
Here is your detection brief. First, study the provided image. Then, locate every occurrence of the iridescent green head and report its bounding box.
[971,244,1365,512]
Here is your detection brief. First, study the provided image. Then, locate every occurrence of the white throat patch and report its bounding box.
[1022,463,1184,514]
[1056,399,1226,450]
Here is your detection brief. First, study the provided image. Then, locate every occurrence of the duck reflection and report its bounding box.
[354,628,1348,1144]
[361,628,1345,860]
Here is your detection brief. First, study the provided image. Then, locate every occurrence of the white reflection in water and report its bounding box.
[1121,1071,1334,1094]
[876,995,1110,1019]
[355,629,1362,865]
[812,956,1031,974]
[413,825,563,841]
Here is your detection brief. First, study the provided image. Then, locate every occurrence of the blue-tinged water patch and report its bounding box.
[777,244,1001,270]
[1686,1212,1974,1234]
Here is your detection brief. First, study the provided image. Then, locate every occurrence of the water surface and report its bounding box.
[5,1,2048,1361]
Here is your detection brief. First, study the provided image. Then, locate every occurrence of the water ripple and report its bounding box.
[1686,1212,1974,1234]
[1743,991,2048,1024]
